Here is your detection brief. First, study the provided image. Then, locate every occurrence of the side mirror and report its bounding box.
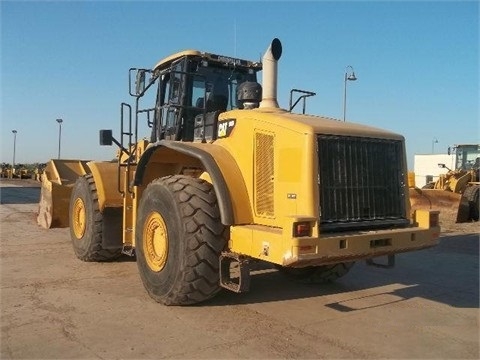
[447,147,451,155]
[136,70,146,95]
[99,129,113,146]
[438,163,446,169]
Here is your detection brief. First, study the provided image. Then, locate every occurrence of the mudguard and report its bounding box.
[134,141,253,225]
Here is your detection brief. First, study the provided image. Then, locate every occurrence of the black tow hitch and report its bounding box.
[219,252,250,293]
[366,254,396,269]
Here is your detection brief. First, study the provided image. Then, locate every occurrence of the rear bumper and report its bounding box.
[229,209,440,267]
[283,225,440,267]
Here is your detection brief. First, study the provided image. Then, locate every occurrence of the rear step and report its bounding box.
[219,252,250,293]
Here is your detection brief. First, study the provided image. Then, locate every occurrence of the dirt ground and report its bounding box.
[0,179,478,359]
[439,206,479,234]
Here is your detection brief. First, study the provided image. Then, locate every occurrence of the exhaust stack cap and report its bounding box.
[260,38,282,108]
[270,38,282,60]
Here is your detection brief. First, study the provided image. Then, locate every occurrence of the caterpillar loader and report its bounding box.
[409,144,480,223]
[37,39,440,305]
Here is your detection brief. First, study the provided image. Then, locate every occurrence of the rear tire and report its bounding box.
[69,175,122,261]
[136,175,227,305]
[279,262,355,284]
[464,185,479,221]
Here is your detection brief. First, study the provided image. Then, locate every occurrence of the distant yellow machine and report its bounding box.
[409,144,480,222]
[38,39,440,305]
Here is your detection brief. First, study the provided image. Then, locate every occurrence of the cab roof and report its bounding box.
[153,50,262,72]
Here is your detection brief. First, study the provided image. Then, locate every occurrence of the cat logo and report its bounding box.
[217,119,236,138]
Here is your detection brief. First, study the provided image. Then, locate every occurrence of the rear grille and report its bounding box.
[317,135,408,232]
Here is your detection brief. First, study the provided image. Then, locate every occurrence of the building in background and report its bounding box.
[413,154,455,187]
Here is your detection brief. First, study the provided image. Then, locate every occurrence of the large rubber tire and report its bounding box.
[279,262,355,284]
[136,175,228,305]
[464,185,479,221]
[69,175,122,261]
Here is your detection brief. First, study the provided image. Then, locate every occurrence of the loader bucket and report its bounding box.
[37,160,90,229]
[409,188,468,223]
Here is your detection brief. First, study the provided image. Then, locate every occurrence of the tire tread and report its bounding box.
[71,175,121,262]
[139,175,227,305]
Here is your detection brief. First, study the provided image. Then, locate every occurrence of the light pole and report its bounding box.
[343,65,357,122]
[432,137,438,154]
[12,130,17,169]
[56,118,63,159]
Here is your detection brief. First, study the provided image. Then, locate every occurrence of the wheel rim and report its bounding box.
[72,198,86,239]
[143,211,169,272]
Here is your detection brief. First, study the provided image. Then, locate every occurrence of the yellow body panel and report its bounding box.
[87,161,124,210]
[229,210,439,267]
[185,142,253,224]
[125,169,137,247]
[213,110,319,227]
[206,108,434,265]
[130,107,436,265]
[212,108,406,227]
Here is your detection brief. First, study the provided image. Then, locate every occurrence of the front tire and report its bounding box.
[69,175,122,261]
[136,175,227,305]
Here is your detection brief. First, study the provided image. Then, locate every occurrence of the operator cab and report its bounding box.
[452,144,480,171]
[138,51,262,143]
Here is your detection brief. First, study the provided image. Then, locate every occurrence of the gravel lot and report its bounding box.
[1,178,478,359]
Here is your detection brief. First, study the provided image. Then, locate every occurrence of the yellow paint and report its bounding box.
[37,160,91,228]
[123,168,136,247]
[176,142,253,224]
[87,161,123,210]
[278,148,302,182]
[143,211,169,272]
[408,171,416,188]
[130,104,438,268]
[414,209,440,229]
[72,198,86,239]
[229,211,439,266]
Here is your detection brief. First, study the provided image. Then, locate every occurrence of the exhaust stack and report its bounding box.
[260,38,282,108]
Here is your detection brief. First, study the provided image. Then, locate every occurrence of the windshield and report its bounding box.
[456,145,480,170]
[190,64,257,111]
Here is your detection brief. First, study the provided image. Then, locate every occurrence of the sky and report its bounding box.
[1,0,478,170]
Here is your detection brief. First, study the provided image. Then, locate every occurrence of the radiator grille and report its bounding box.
[317,135,408,232]
[255,132,274,217]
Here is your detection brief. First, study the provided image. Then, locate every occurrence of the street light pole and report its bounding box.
[432,137,438,154]
[12,130,17,169]
[343,65,357,122]
[56,118,63,159]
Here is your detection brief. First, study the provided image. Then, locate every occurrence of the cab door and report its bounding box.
[158,58,187,141]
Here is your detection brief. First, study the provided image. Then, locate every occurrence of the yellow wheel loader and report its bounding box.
[37,38,440,305]
[409,144,480,223]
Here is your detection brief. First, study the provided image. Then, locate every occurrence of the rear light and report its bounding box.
[293,221,312,237]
